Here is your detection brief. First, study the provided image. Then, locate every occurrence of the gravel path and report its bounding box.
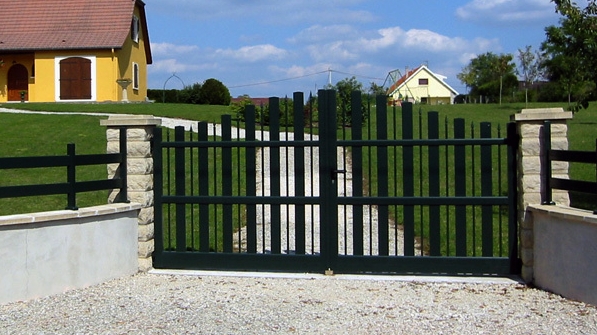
[1,272,596,334]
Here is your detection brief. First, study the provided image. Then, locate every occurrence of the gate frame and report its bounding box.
[152,90,521,276]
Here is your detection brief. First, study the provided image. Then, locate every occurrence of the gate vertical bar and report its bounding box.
[351,91,364,255]
[376,95,389,256]
[293,92,306,255]
[454,118,467,256]
[480,122,494,256]
[174,126,186,252]
[428,112,441,256]
[319,89,338,271]
[245,105,257,253]
[197,122,210,252]
[222,115,233,252]
[401,102,415,256]
[269,97,282,254]
[153,127,164,265]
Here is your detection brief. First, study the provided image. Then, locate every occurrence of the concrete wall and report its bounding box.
[0,203,140,305]
[527,205,597,306]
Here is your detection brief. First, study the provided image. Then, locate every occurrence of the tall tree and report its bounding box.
[457,52,517,103]
[541,0,597,111]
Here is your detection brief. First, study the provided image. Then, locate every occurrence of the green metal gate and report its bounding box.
[153,90,520,275]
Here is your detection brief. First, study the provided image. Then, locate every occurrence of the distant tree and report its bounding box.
[495,54,516,105]
[230,94,253,121]
[457,52,518,103]
[457,64,475,103]
[328,76,368,126]
[179,82,202,104]
[199,78,231,105]
[517,46,545,106]
[541,0,597,111]
[369,82,386,96]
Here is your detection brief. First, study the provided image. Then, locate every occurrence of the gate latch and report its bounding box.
[332,169,346,180]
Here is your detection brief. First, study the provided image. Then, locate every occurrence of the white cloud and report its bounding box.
[215,44,288,63]
[456,0,557,25]
[150,59,208,74]
[151,42,199,56]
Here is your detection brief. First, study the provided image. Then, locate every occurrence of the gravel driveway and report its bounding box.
[1,271,596,334]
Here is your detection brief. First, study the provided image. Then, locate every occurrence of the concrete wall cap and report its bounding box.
[100,115,162,127]
[511,108,573,122]
[0,203,142,227]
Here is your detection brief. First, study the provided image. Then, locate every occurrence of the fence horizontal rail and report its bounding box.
[158,138,509,149]
[160,195,509,206]
[542,121,597,213]
[0,128,128,210]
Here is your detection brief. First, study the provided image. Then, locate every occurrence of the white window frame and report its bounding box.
[132,15,140,43]
[54,55,97,102]
[133,62,140,90]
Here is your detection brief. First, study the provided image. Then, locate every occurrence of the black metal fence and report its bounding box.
[541,120,597,214]
[0,128,128,210]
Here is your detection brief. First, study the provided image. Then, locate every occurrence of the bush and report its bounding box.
[199,78,231,105]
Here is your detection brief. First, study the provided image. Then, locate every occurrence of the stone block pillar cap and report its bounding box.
[511,107,573,122]
[100,115,162,127]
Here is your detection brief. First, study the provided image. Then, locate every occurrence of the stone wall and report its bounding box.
[512,108,573,283]
[101,115,162,271]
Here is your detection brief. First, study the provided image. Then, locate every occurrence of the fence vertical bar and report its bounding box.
[376,94,389,256]
[428,112,440,256]
[174,126,186,252]
[454,118,467,256]
[541,121,554,205]
[269,97,282,254]
[507,122,521,273]
[153,127,164,265]
[480,122,494,257]
[351,91,364,255]
[293,92,306,255]
[245,105,257,253]
[66,143,77,210]
[221,115,233,253]
[115,127,128,203]
[197,122,210,252]
[401,102,415,256]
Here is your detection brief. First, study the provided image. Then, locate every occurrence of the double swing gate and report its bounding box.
[153,90,520,275]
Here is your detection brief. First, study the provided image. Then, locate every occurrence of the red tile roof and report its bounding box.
[0,0,146,53]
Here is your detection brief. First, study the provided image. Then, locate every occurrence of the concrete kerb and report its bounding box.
[150,269,523,285]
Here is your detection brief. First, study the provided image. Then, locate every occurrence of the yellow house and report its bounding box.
[387,65,458,105]
[0,0,152,103]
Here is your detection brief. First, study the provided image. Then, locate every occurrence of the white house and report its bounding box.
[387,65,458,105]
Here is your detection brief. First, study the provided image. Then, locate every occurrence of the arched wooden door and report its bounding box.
[7,64,28,101]
[59,57,91,100]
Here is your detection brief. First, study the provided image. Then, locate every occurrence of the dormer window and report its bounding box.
[131,15,140,43]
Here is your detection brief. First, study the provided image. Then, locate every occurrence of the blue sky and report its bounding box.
[143,0,566,98]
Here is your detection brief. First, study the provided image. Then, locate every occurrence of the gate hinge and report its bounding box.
[325,268,334,276]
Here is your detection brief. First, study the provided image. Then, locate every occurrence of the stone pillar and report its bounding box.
[512,108,573,283]
[101,115,162,272]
